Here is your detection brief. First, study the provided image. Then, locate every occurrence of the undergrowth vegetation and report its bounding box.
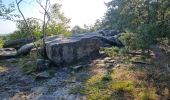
[19,51,38,74]
[69,45,170,100]
[73,63,169,100]
[0,37,4,48]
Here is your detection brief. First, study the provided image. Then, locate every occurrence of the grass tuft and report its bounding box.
[112,80,135,92]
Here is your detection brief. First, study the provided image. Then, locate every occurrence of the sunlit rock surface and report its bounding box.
[46,33,100,65]
[0,48,17,60]
[46,31,122,65]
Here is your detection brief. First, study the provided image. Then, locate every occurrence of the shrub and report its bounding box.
[19,51,38,74]
[69,86,85,95]
[119,32,138,50]
[112,80,135,92]
[102,74,112,81]
[104,46,120,57]
[119,47,129,55]
[8,31,31,40]
[0,37,4,48]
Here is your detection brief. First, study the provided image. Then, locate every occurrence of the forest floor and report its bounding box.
[0,45,169,100]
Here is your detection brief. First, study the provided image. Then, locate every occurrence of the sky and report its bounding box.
[0,0,110,34]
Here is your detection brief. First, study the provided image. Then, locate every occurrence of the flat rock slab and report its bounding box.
[46,33,101,65]
[0,48,17,60]
[46,31,122,65]
[3,38,34,49]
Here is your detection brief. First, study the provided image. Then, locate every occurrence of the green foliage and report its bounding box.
[119,47,129,56]
[102,73,112,81]
[71,19,104,34]
[68,73,112,100]
[8,30,30,40]
[47,3,71,36]
[104,46,120,57]
[104,0,170,49]
[0,0,18,20]
[0,37,4,48]
[139,88,158,100]
[46,23,71,36]
[112,81,135,92]
[7,18,41,40]
[141,90,150,100]
[8,3,71,41]
[19,52,38,74]
[119,32,138,50]
[90,19,104,31]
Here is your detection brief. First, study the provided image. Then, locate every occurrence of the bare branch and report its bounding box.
[29,17,44,22]
[17,0,23,5]
[0,17,17,22]
[36,0,51,57]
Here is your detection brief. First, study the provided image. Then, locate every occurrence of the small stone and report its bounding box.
[67,94,76,100]
[105,59,115,63]
[104,57,112,61]
[28,87,48,100]
[76,72,89,82]
[31,86,48,94]
[93,59,105,64]
[36,71,50,79]
[72,65,83,70]
[71,65,83,71]
[99,51,105,55]
[46,78,60,86]
[71,64,90,71]
[108,60,115,63]
[95,63,106,67]
[36,59,50,71]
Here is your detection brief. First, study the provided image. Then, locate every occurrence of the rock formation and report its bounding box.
[0,48,17,60]
[3,38,34,49]
[46,31,122,65]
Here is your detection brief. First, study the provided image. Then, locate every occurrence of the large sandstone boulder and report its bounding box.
[10,30,122,65]
[98,29,120,36]
[3,38,34,49]
[46,35,100,65]
[46,31,123,65]
[17,43,34,56]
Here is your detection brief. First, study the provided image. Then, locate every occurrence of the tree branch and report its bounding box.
[15,0,41,55]
[36,0,51,57]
